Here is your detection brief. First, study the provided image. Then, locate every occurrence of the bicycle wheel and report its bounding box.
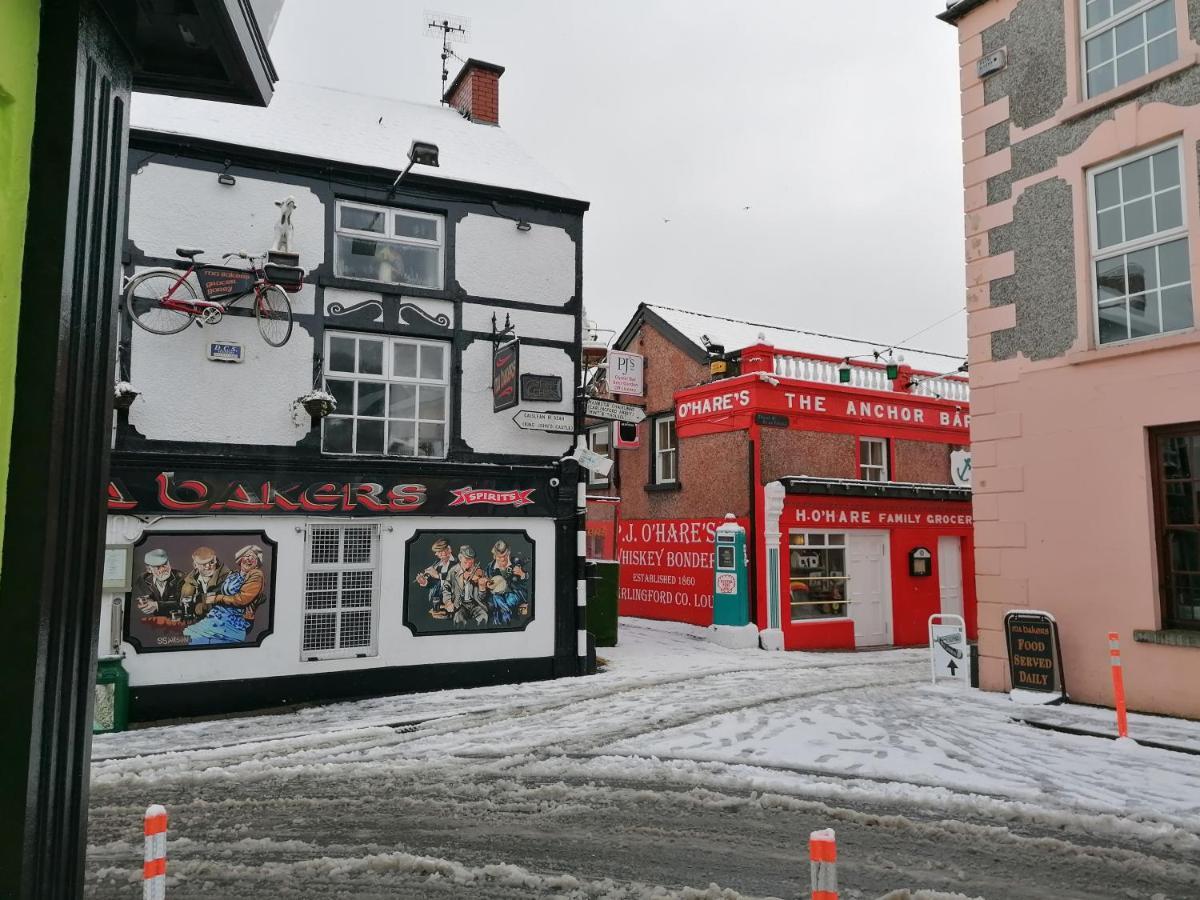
[125,270,195,335]
[255,284,293,347]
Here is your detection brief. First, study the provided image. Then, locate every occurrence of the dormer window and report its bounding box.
[335,200,444,290]
[1083,0,1177,98]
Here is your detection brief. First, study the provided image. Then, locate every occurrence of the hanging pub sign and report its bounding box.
[520,374,563,403]
[106,468,555,517]
[493,338,520,413]
[1004,611,1066,701]
[607,349,644,396]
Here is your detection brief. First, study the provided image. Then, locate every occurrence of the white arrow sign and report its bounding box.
[929,614,968,687]
[512,410,574,433]
[586,399,646,424]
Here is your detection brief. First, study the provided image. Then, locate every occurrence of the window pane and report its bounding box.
[358,381,385,417]
[1152,147,1180,188]
[417,422,445,457]
[1113,0,1140,15]
[418,384,446,420]
[1098,300,1129,343]
[387,420,415,456]
[1170,530,1200,572]
[329,336,356,373]
[395,214,439,241]
[1116,47,1146,84]
[326,378,354,413]
[390,244,441,289]
[359,339,383,375]
[389,383,416,419]
[1123,155,1152,198]
[1159,238,1190,285]
[1097,207,1123,248]
[1114,15,1144,54]
[340,206,385,233]
[1122,196,1154,242]
[322,416,353,453]
[1088,64,1116,98]
[1162,435,1194,477]
[1161,284,1194,332]
[1095,168,1121,209]
[1086,0,1111,28]
[1086,30,1115,66]
[1145,1,1175,39]
[1166,482,1197,525]
[336,236,386,281]
[1126,248,1155,293]
[1096,255,1127,299]
[1155,187,1182,231]
[420,344,446,380]
[1129,292,1160,337]
[393,342,418,378]
[1147,33,1177,70]
[356,418,384,453]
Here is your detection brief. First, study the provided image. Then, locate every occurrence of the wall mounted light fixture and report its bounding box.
[515,220,532,232]
[389,140,440,195]
[217,159,236,186]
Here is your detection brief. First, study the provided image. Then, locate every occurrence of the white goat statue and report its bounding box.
[272,196,297,253]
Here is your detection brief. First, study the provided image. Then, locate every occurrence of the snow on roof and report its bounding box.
[644,304,964,376]
[131,81,583,203]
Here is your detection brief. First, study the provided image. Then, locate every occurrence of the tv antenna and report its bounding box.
[424,11,471,104]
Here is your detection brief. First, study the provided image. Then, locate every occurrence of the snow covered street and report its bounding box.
[86,620,1200,899]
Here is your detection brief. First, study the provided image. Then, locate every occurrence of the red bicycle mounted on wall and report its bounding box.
[124,248,299,347]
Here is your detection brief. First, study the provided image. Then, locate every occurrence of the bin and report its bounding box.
[588,560,619,647]
[94,656,130,733]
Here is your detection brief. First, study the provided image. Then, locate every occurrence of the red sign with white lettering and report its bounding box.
[617,517,749,625]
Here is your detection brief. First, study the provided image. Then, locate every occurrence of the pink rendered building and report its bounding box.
[940,0,1200,716]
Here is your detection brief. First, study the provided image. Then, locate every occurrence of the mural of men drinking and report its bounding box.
[405,531,533,635]
[126,533,275,651]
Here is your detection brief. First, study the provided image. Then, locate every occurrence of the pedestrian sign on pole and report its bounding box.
[929,613,968,686]
[585,398,646,424]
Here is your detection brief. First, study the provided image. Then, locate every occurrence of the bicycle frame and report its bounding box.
[160,264,271,316]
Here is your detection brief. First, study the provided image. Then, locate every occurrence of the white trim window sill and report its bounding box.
[1066,327,1200,367]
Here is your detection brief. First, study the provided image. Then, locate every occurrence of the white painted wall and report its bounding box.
[462,303,575,343]
[102,514,558,686]
[455,216,575,307]
[128,162,326,267]
[460,340,575,456]
[127,311,314,445]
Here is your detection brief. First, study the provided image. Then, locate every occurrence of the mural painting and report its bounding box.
[126,532,276,651]
[404,531,534,634]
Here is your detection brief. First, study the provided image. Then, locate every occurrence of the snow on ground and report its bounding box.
[87,619,1200,899]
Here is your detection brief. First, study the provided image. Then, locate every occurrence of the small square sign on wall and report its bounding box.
[207,341,244,363]
[607,349,644,396]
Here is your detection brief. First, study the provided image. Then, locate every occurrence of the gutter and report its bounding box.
[936,0,992,23]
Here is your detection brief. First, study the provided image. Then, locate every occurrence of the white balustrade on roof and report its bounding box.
[772,352,970,402]
[908,375,970,403]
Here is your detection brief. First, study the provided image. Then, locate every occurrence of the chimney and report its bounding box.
[443,59,505,125]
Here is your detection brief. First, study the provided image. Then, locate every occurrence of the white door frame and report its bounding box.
[937,535,964,618]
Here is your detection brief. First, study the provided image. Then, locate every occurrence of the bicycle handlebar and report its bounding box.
[221,250,266,261]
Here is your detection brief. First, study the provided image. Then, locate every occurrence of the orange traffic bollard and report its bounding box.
[1108,632,1129,739]
[144,804,167,900]
[809,827,837,899]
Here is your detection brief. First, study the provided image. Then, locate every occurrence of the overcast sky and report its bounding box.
[268,1,965,357]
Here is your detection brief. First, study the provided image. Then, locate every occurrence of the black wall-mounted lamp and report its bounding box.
[217,159,236,186]
[516,220,532,232]
[389,140,440,195]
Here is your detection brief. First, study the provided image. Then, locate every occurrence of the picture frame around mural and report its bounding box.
[403,530,535,635]
[124,531,277,652]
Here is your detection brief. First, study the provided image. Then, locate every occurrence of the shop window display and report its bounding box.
[789,532,848,621]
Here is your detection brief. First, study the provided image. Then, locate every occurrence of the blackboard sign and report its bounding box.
[1004,612,1065,700]
[520,373,562,403]
[493,339,519,413]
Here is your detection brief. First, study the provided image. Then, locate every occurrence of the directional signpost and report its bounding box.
[929,613,968,687]
[585,399,646,424]
[512,410,574,433]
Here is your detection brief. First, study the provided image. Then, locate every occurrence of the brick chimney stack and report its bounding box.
[443,59,505,125]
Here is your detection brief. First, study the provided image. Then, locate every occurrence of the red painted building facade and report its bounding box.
[587,304,976,650]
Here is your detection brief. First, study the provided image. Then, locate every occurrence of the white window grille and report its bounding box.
[322,331,450,457]
[1088,142,1193,345]
[1082,0,1177,98]
[334,200,444,289]
[302,524,379,660]
[859,437,888,482]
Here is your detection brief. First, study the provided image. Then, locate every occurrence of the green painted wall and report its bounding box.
[0,0,41,575]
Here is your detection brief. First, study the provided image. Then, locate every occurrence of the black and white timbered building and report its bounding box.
[100,62,591,720]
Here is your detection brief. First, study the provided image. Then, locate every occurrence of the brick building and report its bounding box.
[587,304,976,651]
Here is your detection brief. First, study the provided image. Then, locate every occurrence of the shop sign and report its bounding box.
[951,450,972,487]
[754,412,789,427]
[616,517,748,626]
[793,508,973,527]
[607,349,644,396]
[207,341,243,363]
[586,398,646,424]
[493,339,520,413]
[929,613,968,686]
[520,374,562,403]
[513,410,574,433]
[1004,611,1065,700]
[106,469,553,517]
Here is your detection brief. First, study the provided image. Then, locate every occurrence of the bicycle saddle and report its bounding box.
[176,247,204,259]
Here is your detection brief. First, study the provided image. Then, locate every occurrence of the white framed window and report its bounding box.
[1082,0,1177,98]
[859,437,889,482]
[1088,142,1193,345]
[788,532,849,622]
[334,200,444,289]
[653,414,677,484]
[303,524,380,660]
[322,331,450,457]
[588,424,612,487]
